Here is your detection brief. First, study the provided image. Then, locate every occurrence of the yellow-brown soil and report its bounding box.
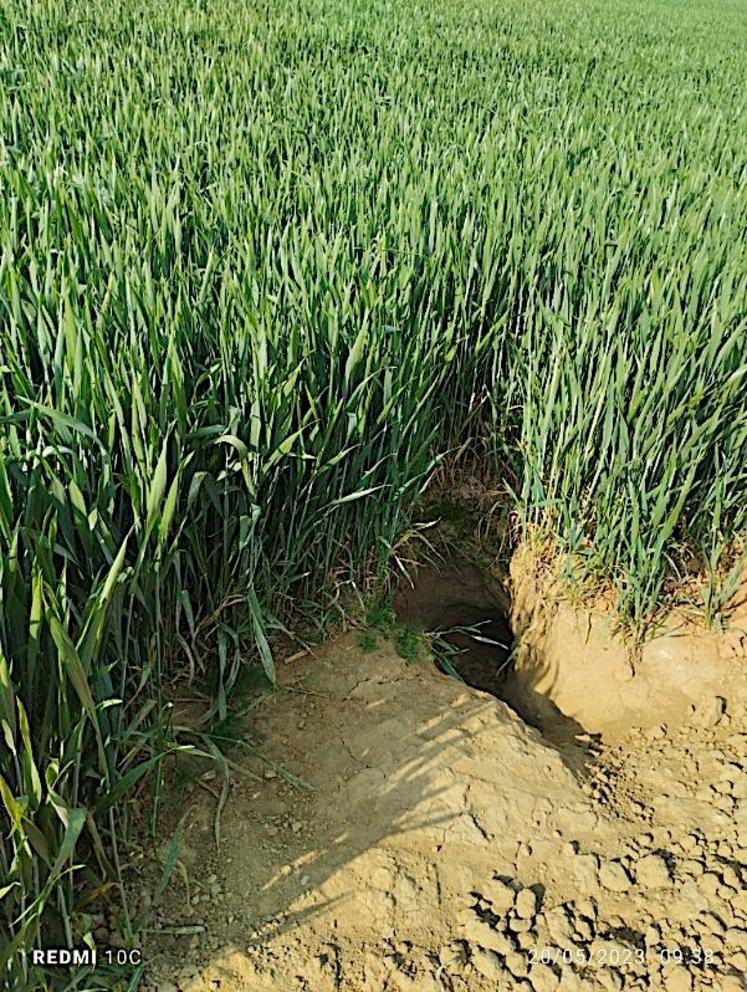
[138,633,747,992]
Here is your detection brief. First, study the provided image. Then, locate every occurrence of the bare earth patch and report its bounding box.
[139,634,747,992]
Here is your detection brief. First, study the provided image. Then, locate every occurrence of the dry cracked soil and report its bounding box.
[132,635,747,992]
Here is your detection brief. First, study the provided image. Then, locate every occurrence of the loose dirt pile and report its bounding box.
[139,634,747,992]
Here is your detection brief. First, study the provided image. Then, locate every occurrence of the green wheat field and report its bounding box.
[1,0,746,986]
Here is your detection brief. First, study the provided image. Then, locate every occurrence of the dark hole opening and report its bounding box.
[393,559,513,695]
[393,557,598,771]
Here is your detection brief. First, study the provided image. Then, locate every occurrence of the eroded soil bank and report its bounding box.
[509,547,747,739]
[136,631,747,992]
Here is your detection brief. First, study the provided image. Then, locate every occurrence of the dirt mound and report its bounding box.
[140,636,747,992]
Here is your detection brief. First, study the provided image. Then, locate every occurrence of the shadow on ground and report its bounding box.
[140,631,603,991]
[394,557,598,773]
